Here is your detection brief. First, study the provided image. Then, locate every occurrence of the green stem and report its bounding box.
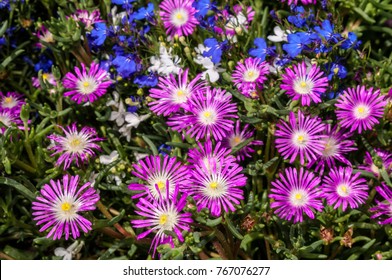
[264,122,271,163]
[14,159,36,174]
[214,228,233,259]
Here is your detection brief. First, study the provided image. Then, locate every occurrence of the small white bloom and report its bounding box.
[148,46,181,76]
[267,26,291,42]
[54,241,84,260]
[124,113,151,128]
[99,151,119,165]
[109,100,127,126]
[134,152,149,161]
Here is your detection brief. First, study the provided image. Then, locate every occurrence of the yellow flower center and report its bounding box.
[42,73,49,80]
[83,81,90,87]
[203,111,211,118]
[177,90,184,96]
[341,185,347,193]
[247,71,254,77]
[297,135,305,143]
[157,181,165,190]
[4,97,12,104]
[295,193,302,200]
[61,202,71,211]
[159,214,168,225]
[333,67,339,74]
[300,81,307,88]
[357,106,365,114]
[176,13,183,20]
[233,136,241,145]
[70,138,81,148]
[209,182,218,189]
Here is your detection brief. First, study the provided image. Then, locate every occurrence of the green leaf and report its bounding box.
[141,135,158,155]
[0,20,8,37]
[0,177,36,201]
[348,239,376,260]
[206,217,222,227]
[299,240,324,253]
[1,49,25,68]
[224,214,244,240]
[240,232,264,250]
[4,245,37,260]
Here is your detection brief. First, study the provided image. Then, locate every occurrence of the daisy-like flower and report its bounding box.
[359,149,392,177]
[275,110,325,165]
[167,87,238,141]
[0,92,25,113]
[322,167,368,211]
[281,61,328,106]
[370,183,392,225]
[132,182,192,258]
[335,85,387,133]
[187,158,247,217]
[308,124,357,173]
[159,0,199,37]
[128,155,191,201]
[35,25,54,45]
[222,120,263,161]
[149,68,206,116]
[269,167,323,223]
[47,123,103,169]
[71,9,103,31]
[32,73,57,89]
[32,174,99,240]
[232,57,269,99]
[0,109,23,133]
[187,140,236,173]
[62,62,112,104]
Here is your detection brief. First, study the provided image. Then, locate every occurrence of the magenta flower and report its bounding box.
[0,109,23,134]
[322,167,368,211]
[307,124,357,173]
[63,62,112,104]
[167,87,238,141]
[269,167,323,223]
[281,0,316,5]
[231,57,269,98]
[32,174,99,240]
[281,61,328,106]
[359,149,392,177]
[370,183,392,225]
[71,9,103,31]
[159,0,199,37]
[149,68,206,116]
[275,110,325,165]
[222,120,263,161]
[187,158,247,217]
[48,123,103,169]
[0,92,25,113]
[131,182,192,258]
[335,85,387,133]
[128,155,191,201]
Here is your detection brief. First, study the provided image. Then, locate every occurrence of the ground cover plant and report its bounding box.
[0,0,392,260]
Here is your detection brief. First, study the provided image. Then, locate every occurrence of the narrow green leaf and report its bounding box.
[0,177,36,201]
[141,135,158,155]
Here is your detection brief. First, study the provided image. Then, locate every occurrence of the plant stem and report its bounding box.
[212,240,228,260]
[14,159,36,174]
[214,228,233,259]
[96,201,134,239]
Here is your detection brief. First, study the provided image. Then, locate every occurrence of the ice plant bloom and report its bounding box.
[159,0,198,37]
[232,57,269,98]
[48,123,103,169]
[370,183,392,225]
[0,109,22,133]
[128,155,191,201]
[322,167,368,211]
[32,174,99,240]
[222,120,263,161]
[281,61,328,106]
[62,62,112,104]
[308,124,357,173]
[149,68,206,116]
[359,149,392,177]
[71,9,103,31]
[269,167,323,223]
[132,182,192,257]
[275,110,325,165]
[0,92,25,113]
[187,158,247,217]
[335,85,387,133]
[167,87,238,141]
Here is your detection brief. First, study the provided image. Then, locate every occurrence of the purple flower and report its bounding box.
[232,57,269,99]
[335,85,387,133]
[167,87,238,141]
[359,149,392,177]
[370,183,392,225]
[307,124,357,173]
[0,91,25,114]
[281,61,328,106]
[269,167,323,223]
[131,182,192,257]
[71,9,104,31]
[222,120,263,161]
[149,68,206,116]
[32,175,99,240]
[0,109,23,134]
[322,167,368,211]
[187,157,247,217]
[128,155,191,201]
[62,62,112,104]
[47,124,103,170]
[159,0,199,37]
[275,110,326,165]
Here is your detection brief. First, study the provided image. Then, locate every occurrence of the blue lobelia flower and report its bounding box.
[249,38,268,61]
[112,55,137,78]
[314,19,342,44]
[193,0,217,18]
[134,73,158,88]
[111,0,135,10]
[203,38,228,64]
[132,3,154,21]
[340,32,361,50]
[91,23,107,46]
[282,32,312,58]
[34,55,53,72]
[325,62,347,80]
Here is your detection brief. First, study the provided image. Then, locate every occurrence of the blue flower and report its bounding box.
[325,63,347,80]
[314,43,332,54]
[134,73,158,88]
[158,144,172,156]
[111,0,135,10]
[34,55,53,72]
[314,20,341,44]
[132,3,154,21]
[203,38,227,63]
[127,96,140,113]
[112,55,137,78]
[249,38,267,61]
[199,16,216,29]
[193,0,216,18]
[282,32,312,58]
[0,0,10,10]
[91,23,107,46]
[288,14,307,28]
[340,32,361,50]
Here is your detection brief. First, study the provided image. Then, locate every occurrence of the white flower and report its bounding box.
[194,44,225,83]
[119,113,151,142]
[99,151,119,165]
[89,172,99,187]
[267,26,291,42]
[148,46,181,76]
[134,152,149,161]
[54,241,84,260]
